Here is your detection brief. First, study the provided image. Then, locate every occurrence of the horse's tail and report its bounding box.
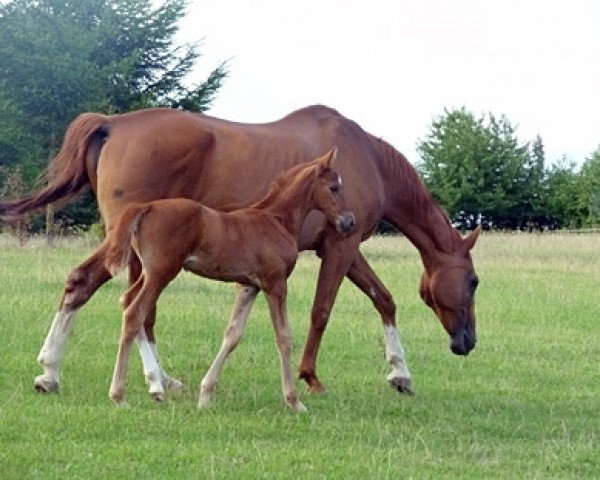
[0,112,110,221]
[104,204,150,277]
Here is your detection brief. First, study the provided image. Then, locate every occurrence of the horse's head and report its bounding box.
[312,147,356,234]
[419,227,480,355]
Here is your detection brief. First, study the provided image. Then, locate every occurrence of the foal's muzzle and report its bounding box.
[337,212,356,234]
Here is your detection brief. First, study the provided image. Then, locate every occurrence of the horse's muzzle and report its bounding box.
[449,325,476,356]
[337,212,356,234]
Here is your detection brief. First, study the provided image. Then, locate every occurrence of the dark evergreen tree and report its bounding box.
[0,0,227,229]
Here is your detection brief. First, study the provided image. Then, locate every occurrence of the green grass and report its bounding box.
[0,233,598,479]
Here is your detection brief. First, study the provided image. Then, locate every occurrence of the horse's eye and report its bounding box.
[470,277,479,290]
[330,184,339,193]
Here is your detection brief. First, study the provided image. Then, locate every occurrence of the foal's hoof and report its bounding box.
[151,391,166,403]
[34,375,60,393]
[290,401,307,413]
[163,377,185,392]
[197,395,212,409]
[388,376,414,395]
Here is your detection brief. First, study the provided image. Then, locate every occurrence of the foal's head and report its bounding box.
[307,148,356,234]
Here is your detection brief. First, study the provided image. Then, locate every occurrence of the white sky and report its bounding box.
[177,0,600,165]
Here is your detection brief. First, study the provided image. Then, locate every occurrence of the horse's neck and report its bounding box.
[378,141,461,262]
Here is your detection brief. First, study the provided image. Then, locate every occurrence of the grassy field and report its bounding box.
[0,233,598,479]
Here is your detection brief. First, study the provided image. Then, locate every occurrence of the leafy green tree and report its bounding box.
[0,0,227,228]
[518,135,546,219]
[545,157,581,229]
[417,107,533,228]
[577,146,600,227]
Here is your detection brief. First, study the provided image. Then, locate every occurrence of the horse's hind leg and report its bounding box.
[199,284,259,408]
[34,246,112,393]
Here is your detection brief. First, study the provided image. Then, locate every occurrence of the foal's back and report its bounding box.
[128,198,297,286]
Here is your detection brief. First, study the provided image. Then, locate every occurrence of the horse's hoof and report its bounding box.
[34,376,60,393]
[305,379,326,394]
[388,376,414,395]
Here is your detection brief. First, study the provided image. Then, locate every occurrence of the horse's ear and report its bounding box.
[462,226,481,252]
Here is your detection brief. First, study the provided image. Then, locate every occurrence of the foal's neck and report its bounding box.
[253,176,314,239]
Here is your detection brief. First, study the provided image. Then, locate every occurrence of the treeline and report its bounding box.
[417,108,600,231]
[1,1,598,234]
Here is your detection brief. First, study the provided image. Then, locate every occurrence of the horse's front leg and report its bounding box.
[299,235,359,393]
[198,284,259,408]
[264,283,306,412]
[35,247,112,393]
[346,251,413,394]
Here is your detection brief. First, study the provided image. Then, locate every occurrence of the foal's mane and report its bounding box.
[251,161,318,211]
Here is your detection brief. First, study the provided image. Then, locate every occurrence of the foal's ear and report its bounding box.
[318,146,338,171]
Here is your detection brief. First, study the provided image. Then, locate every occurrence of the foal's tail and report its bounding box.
[104,204,150,277]
[0,112,110,221]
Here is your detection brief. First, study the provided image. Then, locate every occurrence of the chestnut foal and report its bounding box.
[102,148,355,411]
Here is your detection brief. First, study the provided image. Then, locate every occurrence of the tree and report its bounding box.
[545,157,580,228]
[417,107,534,229]
[0,0,227,228]
[577,146,600,227]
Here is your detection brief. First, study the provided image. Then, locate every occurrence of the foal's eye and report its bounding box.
[330,184,339,193]
[470,277,479,290]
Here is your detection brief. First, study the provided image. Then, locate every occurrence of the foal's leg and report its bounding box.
[129,258,183,392]
[118,273,166,402]
[109,279,167,406]
[198,284,259,408]
[346,251,413,394]
[34,246,112,393]
[299,235,359,393]
[264,283,306,412]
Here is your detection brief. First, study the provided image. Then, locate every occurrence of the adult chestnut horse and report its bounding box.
[0,105,480,395]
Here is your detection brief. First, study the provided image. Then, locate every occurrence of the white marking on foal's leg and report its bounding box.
[34,308,79,392]
[384,324,413,394]
[137,331,165,402]
[148,342,184,392]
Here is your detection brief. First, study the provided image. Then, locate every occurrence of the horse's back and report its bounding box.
[96,106,386,241]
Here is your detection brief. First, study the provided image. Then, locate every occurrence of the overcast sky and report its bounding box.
[177,0,600,165]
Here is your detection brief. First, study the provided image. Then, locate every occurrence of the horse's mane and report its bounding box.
[374,136,462,252]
